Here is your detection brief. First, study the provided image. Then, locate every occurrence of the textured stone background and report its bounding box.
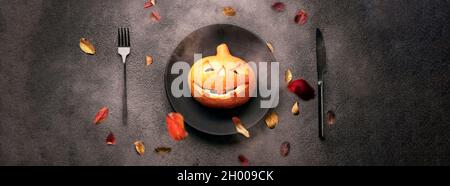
[0,0,448,165]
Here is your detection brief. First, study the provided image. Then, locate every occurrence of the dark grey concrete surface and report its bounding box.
[0,0,449,165]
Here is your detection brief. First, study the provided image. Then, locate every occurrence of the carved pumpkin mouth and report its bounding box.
[193,82,248,97]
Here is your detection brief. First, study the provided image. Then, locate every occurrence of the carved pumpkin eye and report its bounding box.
[205,67,214,72]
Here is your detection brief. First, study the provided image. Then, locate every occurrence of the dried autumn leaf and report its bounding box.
[144,0,155,8]
[79,38,95,55]
[294,9,308,25]
[134,141,145,156]
[106,132,115,145]
[146,55,153,66]
[327,111,336,126]
[238,154,249,166]
[264,112,279,129]
[232,116,250,138]
[280,141,290,157]
[292,101,299,115]
[266,42,274,53]
[285,69,293,84]
[151,11,161,22]
[166,112,188,141]
[223,6,236,16]
[92,107,108,125]
[154,147,171,154]
[287,79,316,101]
[272,2,286,12]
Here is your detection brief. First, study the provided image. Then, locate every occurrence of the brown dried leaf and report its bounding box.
[146,55,153,66]
[154,147,171,154]
[106,132,115,145]
[292,101,299,115]
[264,112,279,129]
[223,6,236,16]
[232,116,250,138]
[79,38,95,55]
[151,11,161,22]
[327,111,336,126]
[280,141,290,157]
[92,107,108,125]
[266,42,274,53]
[144,0,155,8]
[134,141,145,156]
[285,69,293,84]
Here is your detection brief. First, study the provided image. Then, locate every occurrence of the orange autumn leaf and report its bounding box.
[264,112,279,129]
[166,112,188,141]
[93,107,108,125]
[292,101,299,115]
[134,141,145,156]
[266,42,274,53]
[232,116,250,138]
[223,6,236,16]
[151,11,161,22]
[79,38,95,55]
[146,55,153,65]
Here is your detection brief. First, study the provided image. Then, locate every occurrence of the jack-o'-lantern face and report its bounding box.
[188,44,256,109]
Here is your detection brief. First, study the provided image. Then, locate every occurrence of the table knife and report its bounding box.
[316,28,326,140]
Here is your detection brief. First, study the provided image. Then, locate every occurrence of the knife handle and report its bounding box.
[318,81,325,140]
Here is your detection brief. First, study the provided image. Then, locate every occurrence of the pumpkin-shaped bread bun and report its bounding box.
[188,44,256,109]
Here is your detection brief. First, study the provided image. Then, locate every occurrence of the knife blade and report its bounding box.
[316,28,326,140]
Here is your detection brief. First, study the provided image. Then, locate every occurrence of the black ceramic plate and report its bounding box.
[165,24,276,135]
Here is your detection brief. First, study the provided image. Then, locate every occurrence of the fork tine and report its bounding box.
[118,28,121,46]
[126,28,130,46]
[123,28,127,47]
[121,28,125,47]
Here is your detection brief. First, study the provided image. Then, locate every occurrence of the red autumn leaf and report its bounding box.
[106,132,115,145]
[166,112,188,141]
[238,154,249,166]
[144,0,155,8]
[272,2,285,12]
[151,11,161,22]
[93,107,109,125]
[287,79,315,100]
[294,9,308,25]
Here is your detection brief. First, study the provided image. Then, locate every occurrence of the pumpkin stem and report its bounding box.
[216,43,231,56]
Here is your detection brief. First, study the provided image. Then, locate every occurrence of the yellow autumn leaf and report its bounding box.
[79,38,95,55]
[266,42,274,53]
[146,55,153,66]
[232,117,250,138]
[285,69,293,84]
[134,141,145,156]
[223,6,236,16]
[264,112,279,129]
[292,101,299,115]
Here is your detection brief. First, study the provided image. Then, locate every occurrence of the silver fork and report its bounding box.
[118,28,130,63]
[118,27,130,125]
